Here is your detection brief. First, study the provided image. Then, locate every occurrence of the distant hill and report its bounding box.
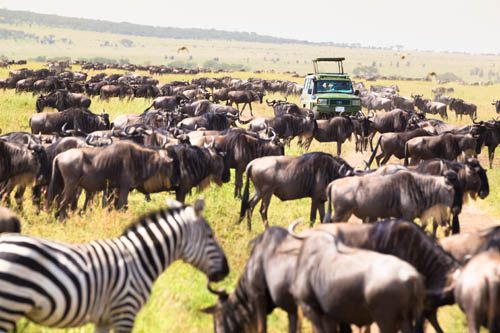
[0,8,317,45]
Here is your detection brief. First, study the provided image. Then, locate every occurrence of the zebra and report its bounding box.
[0,199,229,332]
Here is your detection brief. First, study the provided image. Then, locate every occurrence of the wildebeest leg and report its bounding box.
[144,194,151,202]
[256,295,267,333]
[14,186,26,210]
[304,137,313,152]
[310,200,319,226]
[318,202,325,225]
[82,191,95,212]
[31,184,43,212]
[0,180,15,206]
[175,190,187,204]
[259,192,272,229]
[464,310,480,333]
[234,167,244,199]
[287,309,301,333]
[336,142,342,156]
[115,186,130,210]
[245,190,262,231]
[248,102,253,117]
[488,146,495,169]
[427,310,444,333]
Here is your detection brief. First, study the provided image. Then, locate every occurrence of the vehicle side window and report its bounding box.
[304,79,310,94]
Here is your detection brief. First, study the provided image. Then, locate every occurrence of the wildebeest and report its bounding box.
[404,133,479,166]
[392,95,415,111]
[291,229,424,333]
[363,94,392,112]
[439,226,500,263]
[492,100,500,113]
[227,90,264,116]
[368,127,434,166]
[324,170,463,236]
[239,152,354,230]
[0,138,48,209]
[177,112,240,131]
[219,131,284,198]
[413,94,448,120]
[47,142,174,218]
[366,109,416,150]
[266,98,311,118]
[306,220,462,333]
[143,94,190,112]
[0,207,21,233]
[36,90,91,113]
[29,108,110,134]
[449,99,477,120]
[266,113,317,147]
[414,158,489,202]
[303,116,354,154]
[454,236,500,332]
[100,84,133,100]
[202,226,303,333]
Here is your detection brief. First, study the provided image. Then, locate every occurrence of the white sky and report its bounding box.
[1,0,499,54]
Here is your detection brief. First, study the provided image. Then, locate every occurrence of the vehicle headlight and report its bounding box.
[352,99,361,106]
[317,98,328,105]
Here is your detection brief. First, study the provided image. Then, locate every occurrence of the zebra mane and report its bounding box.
[121,206,186,236]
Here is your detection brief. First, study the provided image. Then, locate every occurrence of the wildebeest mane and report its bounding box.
[0,141,37,182]
[94,142,169,184]
[367,219,458,303]
[294,153,352,192]
[53,108,107,133]
[202,112,230,131]
[172,144,215,186]
[217,226,290,331]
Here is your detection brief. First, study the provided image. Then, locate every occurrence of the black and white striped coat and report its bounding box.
[0,200,228,332]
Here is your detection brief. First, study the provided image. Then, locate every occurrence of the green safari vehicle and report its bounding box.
[300,58,362,119]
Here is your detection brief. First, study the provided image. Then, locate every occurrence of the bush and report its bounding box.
[203,60,247,71]
[167,60,198,68]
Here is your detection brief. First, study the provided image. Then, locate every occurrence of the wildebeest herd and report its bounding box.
[1,62,500,332]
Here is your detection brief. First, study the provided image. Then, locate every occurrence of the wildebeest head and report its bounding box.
[100,111,111,129]
[204,139,230,185]
[36,94,46,113]
[443,170,463,215]
[464,158,489,199]
[26,136,49,184]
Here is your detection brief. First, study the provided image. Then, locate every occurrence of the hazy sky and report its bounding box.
[1,0,499,54]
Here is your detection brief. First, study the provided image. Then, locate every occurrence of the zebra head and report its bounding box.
[179,199,229,282]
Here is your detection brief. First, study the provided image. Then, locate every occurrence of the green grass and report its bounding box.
[1,66,500,332]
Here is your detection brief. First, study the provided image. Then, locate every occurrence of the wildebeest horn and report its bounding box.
[288,218,306,240]
[206,280,228,298]
[368,111,375,118]
[472,115,479,124]
[265,99,274,106]
[61,122,68,133]
[439,160,444,173]
[125,126,136,135]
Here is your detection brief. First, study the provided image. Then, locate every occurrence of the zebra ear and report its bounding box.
[194,199,205,217]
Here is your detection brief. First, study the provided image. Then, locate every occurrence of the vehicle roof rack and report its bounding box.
[313,58,345,75]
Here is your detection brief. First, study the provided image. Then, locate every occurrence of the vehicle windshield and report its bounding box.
[315,80,353,94]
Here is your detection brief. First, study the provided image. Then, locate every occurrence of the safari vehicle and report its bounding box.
[300,58,361,118]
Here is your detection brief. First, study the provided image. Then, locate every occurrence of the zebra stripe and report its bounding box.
[0,200,228,332]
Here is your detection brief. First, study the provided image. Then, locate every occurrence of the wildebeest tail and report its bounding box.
[367,135,382,167]
[239,165,252,223]
[322,183,333,223]
[46,157,64,209]
[143,102,154,113]
[404,142,410,166]
[411,276,425,333]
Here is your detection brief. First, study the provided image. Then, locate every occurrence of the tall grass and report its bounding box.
[0,68,499,332]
